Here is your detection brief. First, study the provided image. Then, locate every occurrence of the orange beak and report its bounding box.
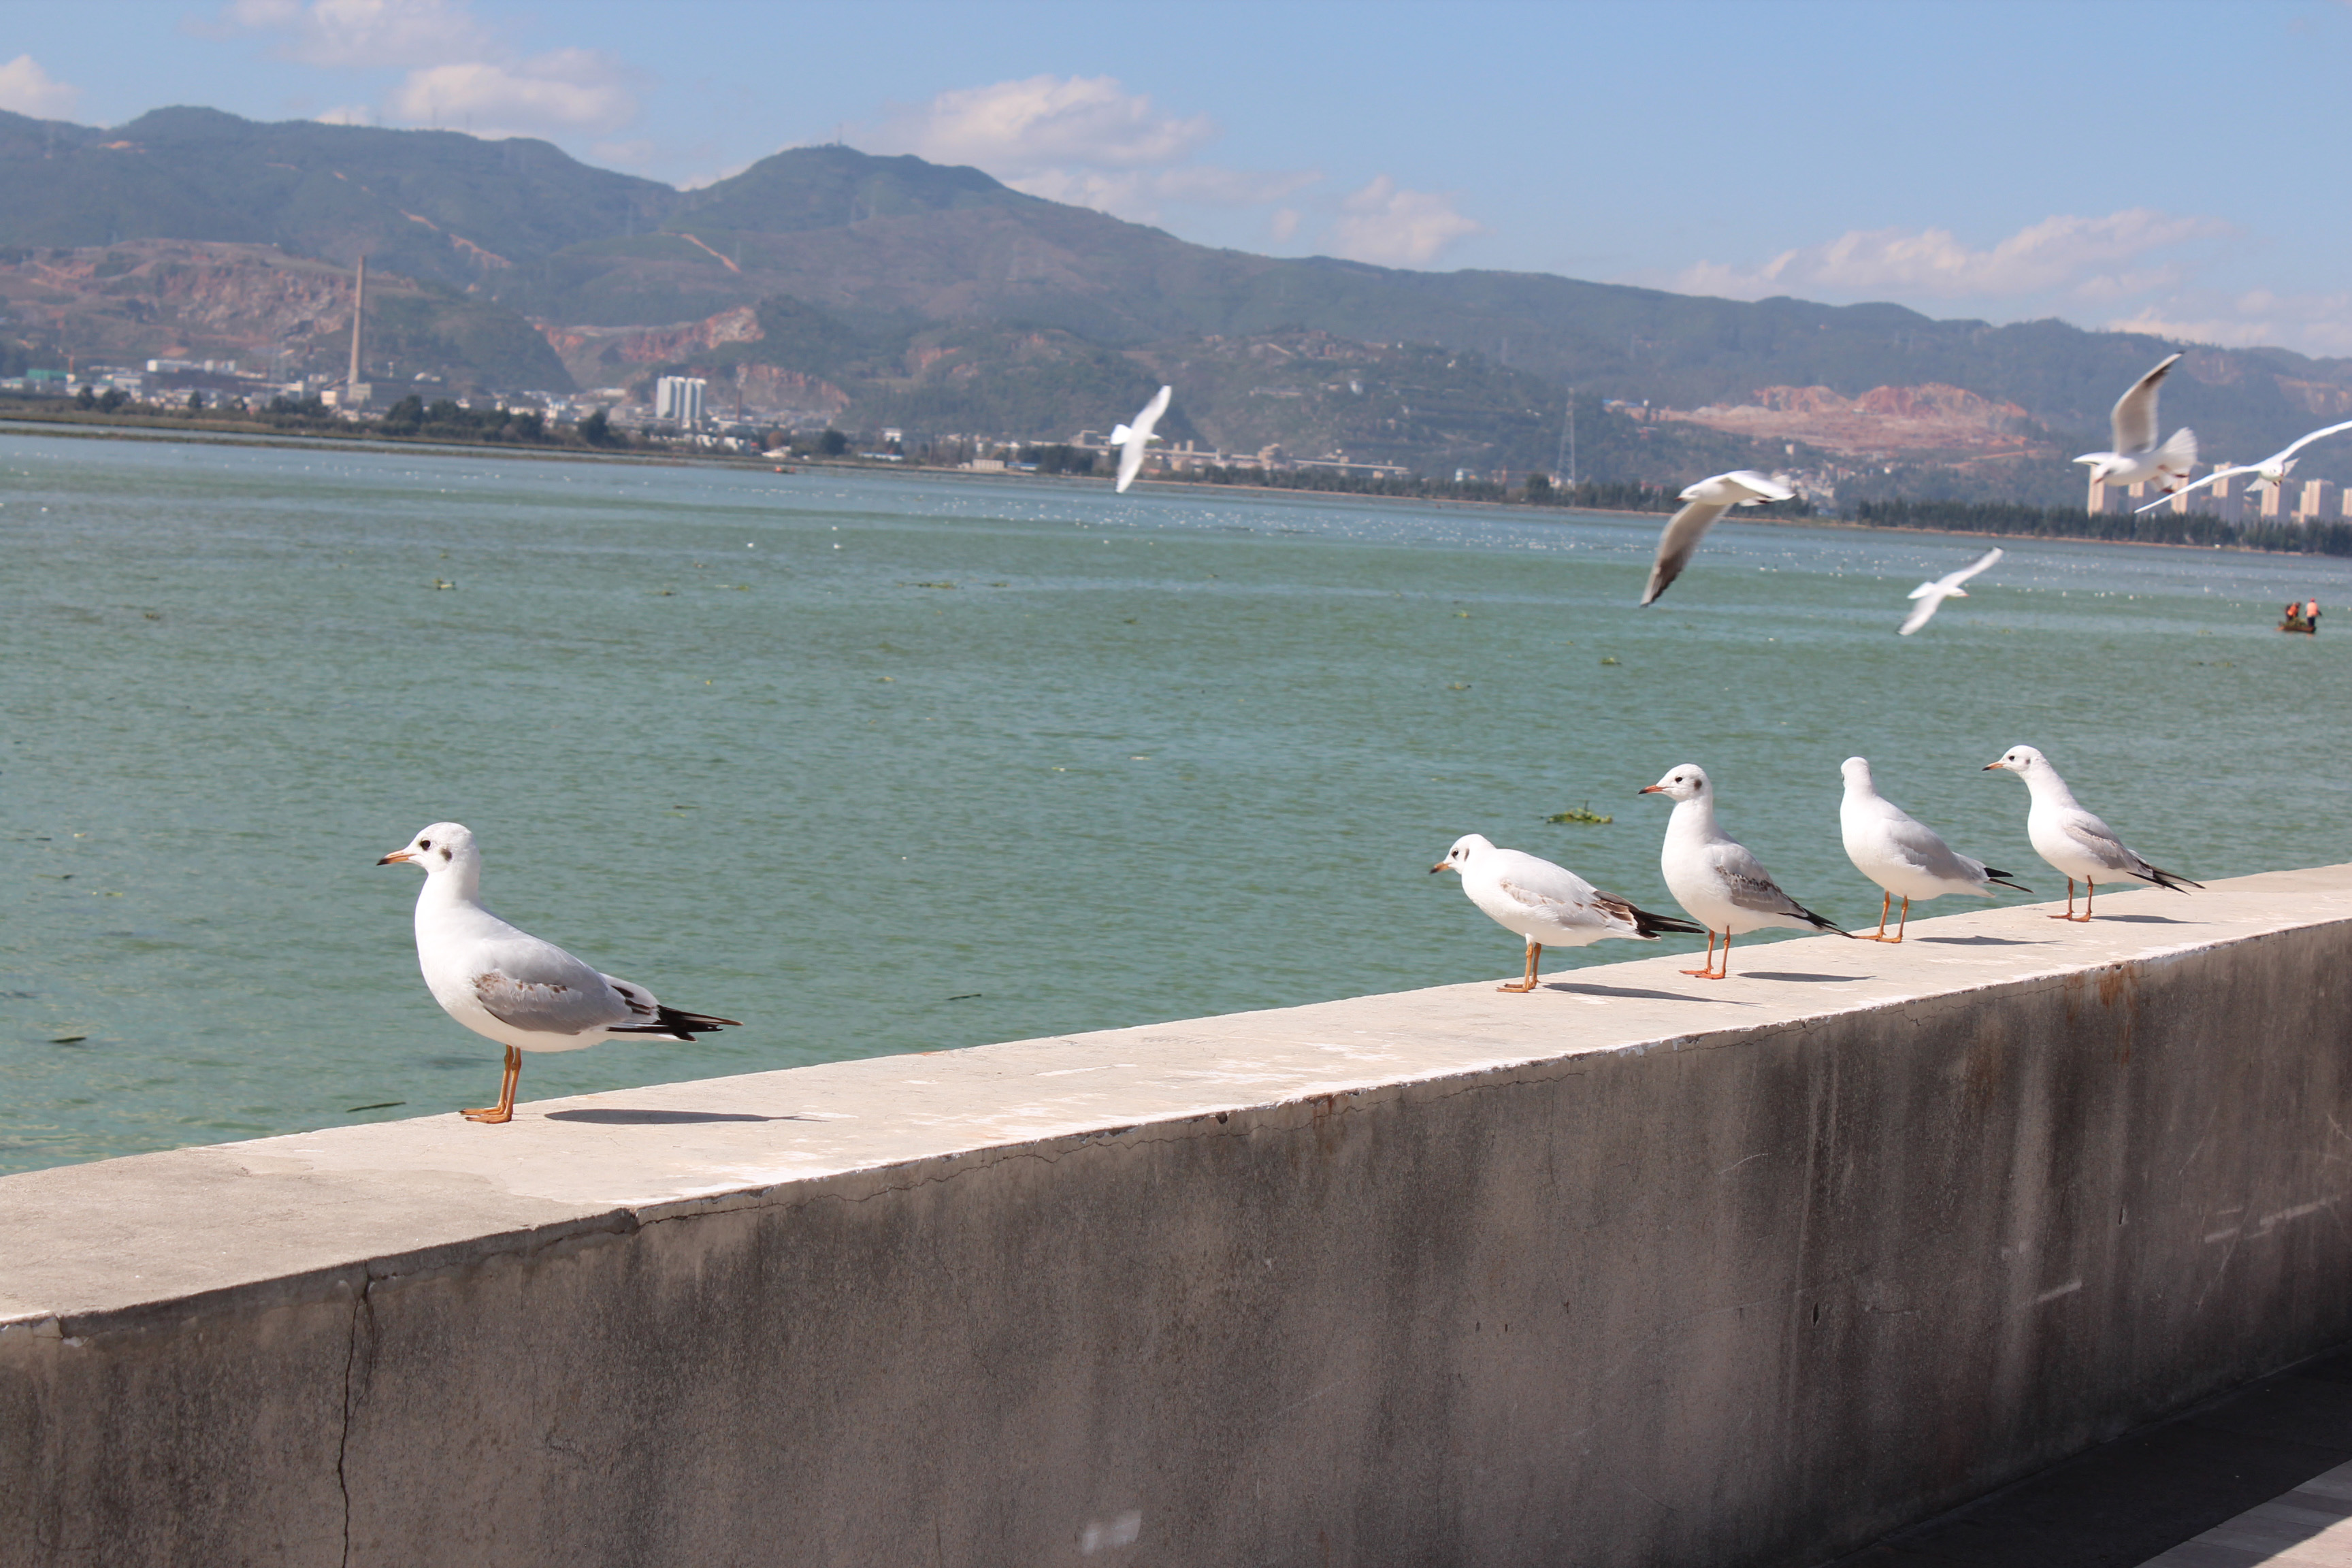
[1981,763,2004,772]
[376,849,415,864]
[1637,784,1664,794]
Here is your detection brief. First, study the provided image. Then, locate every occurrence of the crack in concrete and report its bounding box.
[336,1273,370,1568]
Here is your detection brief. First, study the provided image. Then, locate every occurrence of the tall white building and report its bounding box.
[655,376,707,427]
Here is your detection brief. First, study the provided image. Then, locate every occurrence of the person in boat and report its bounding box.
[2308,599,2321,632]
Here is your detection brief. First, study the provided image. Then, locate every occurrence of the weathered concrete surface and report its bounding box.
[5,867,2352,1567]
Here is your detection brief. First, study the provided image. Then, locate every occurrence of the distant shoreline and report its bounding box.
[0,410,2323,559]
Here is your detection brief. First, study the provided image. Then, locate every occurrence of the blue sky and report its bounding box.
[6,0,2349,355]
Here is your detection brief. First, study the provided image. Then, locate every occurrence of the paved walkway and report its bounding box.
[1829,1348,2352,1568]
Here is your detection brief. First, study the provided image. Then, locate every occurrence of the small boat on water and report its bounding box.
[2281,599,2320,634]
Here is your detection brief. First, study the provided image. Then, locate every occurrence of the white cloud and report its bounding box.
[1672,210,2230,303]
[313,103,374,125]
[0,54,82,120]
[388,50,634,135]
[2108,290,2352,358]
[225,0,638,139]
[872,74,1212,176]
[1326,175,1484,267]
[229,0,493,68]
[865,74,1315,227]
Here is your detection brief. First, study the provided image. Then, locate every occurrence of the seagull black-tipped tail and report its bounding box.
[2143,864,2203,894]
[1984,868,2034,894]
[1631,905,1707,938]
[610,1005,743,1041]
[1797,904,1854,938]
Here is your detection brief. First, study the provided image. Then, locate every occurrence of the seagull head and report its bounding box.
[1431,833,1495,874]
[1840,756,1876,792]
[1982,745,2046,776]
[1638,765,1708,802]
[378,821,477,874]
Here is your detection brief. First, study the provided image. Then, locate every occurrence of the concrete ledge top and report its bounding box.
[7,866,2350,1328]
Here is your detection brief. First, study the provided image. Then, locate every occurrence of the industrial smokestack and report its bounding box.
[347,256,366,393]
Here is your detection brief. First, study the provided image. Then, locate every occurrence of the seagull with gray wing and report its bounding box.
[1982,747,2198,921]
[1432,832,1702,992]
[1640,470,1796,605]
[1840,756,2028,940]
[378,822,740,1124]
[2076,353,2196,493]
[1639,764,1848,978]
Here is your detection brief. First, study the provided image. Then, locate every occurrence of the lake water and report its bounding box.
[4,434,2346,1174]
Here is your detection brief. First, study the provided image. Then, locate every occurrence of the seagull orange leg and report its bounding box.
[1499,941,1542,993]
[2049,878,2077,920]
[1682,929,1719,977]
[1708,931,1735,979]
[1893,896,1910,941]
[2076,881,2095,922]
[464,1045,521,1124]
[1867,890,1895,941]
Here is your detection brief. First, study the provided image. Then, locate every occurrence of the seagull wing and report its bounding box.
[1112,386,1173,495]
[472,944,641,1036]
[1130,384,1173,442]
[2055,808,2145,877]
[1898,591,1946,636]
[1707,841,1802,919]
[2136,466,2241,513]
[2272,419,2352,464]
[1115,434,1146,493]
[1641,497,1733,605]
[2112,353,2182,454]
[1945,546,2003,588]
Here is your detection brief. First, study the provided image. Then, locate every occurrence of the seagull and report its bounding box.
[2134,418,2352,514]
[1899,547,2003,636]
[1639,765,1848,977]
[1839,757,2029,941]
[2076,353,2196,493]
[1432,834,1703,992]
[1639,470,1795,605]
[1111,385,1173,494]
[1982,747,2200,921]
[378,822,740,1124]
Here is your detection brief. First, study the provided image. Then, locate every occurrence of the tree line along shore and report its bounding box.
[7,393,2349,560]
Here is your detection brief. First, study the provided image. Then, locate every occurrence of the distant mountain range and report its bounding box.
[7,105,2352,497]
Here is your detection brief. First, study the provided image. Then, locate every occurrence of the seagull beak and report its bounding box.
[1429,861,1452,874]
[377,849,414,864]
[1981,762,2004,772]
[1637,784,1664,794]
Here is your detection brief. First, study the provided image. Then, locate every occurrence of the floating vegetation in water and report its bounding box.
[1448,683,1469,691]
[50,1036,88,1045]
[1599,655,1621,666]
[346,1101,406,1113]
[429,578,455,590]
[909,581,958,589]
[1546,805,1614,826]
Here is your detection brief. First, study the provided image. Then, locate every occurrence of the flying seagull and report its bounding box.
[2134,418,2352,514]
[2076,353,2196,492]
[1899,546,2003,635]
[378,822,740,1124]
[1432,833,1702,992]
[1839,756,2028,940]
[1639,764,1848,978]
[1982,746,2200,921]
[1112,384,1173,494]
[1639,470,1796,605]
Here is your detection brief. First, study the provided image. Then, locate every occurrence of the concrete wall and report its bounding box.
[6,866,2352,1567]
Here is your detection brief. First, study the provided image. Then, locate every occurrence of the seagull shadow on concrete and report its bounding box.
[2096,914,2193,924]
[1918,935,2046,946]
[1745,972,1868,983]
[1548,982,1750,1004]
[545,1109,814,1125]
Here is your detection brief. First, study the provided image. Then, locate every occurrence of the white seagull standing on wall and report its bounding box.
[1839,756,2029,941]
[378,822,741,1124]
[1640,470,1797,605]
[1112,384,1173,493]
[1982,747,2200,921]
[2075,353,2196,493]
[1432,834,1703,992]
[1639,765,1848,978]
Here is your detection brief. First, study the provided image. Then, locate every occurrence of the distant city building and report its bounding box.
[655,376,708,426]
[2300,478,2338,522]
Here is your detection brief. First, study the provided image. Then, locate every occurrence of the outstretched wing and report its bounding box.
[2136,466,2242,514]
[1945,546,2003,588]
[2112,353,2181,454]
[2274,419,2352,465]
[1898,591,1945,636]
[1641,498,1732,605]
